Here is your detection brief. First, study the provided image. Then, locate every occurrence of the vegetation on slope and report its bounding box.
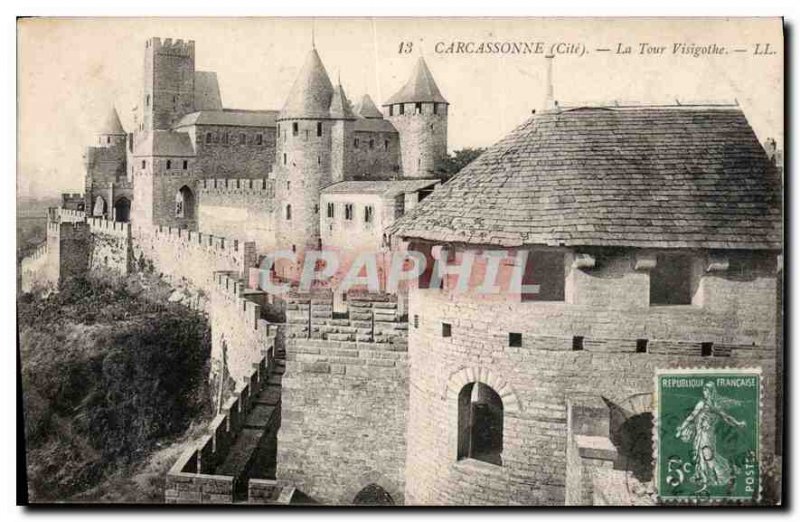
[19,273,212,502]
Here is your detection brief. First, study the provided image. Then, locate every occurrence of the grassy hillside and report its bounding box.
[19,273,212,502]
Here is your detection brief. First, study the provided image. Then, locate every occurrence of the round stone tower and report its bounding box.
[383,57,448,178]
[95,106,127,147]
[275,47,350,278]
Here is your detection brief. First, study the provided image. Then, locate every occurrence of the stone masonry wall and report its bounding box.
[132,225,256,295]
[211,272,280,386]
[284,291,406,342]
[192,124,276,178]
[197,178,277,255]
[166,355,279,504]
[388,102,447,178]
[404,248,779,506]
[20,242,51,293]
[277,336,408,505]
[39,221,92,290]
[87,218,131,275]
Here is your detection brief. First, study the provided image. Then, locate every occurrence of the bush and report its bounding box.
[20,274,211,501]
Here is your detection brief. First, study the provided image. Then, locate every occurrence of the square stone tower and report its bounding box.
[142,37,196,131]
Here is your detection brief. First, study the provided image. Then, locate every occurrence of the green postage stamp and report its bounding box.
[654,368,762,503]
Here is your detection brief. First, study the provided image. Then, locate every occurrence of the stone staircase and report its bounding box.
[216,346,286,501]
[165,343,290,504]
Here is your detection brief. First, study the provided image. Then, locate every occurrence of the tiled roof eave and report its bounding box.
[394,229,783,251]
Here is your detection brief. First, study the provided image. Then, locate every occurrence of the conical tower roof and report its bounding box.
[280,48,334,120]
[329,83,357,120]
[355,94,383,119]
[384,57,448,106]
[99,106,125,135]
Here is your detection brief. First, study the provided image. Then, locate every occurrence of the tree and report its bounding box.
[437,147,487,181]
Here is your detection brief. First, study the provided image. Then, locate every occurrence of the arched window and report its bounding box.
[457,382,503,465]
[93,196,107,217]
[175,186,195,219]
[113,197,131,223]
[352,484,394,505]
[286,204,292,220]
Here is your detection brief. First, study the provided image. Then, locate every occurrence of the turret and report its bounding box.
[141,37,196,131]
[275,47,336,273]
[355,94,383,119]
[330,81,357,184]
[96,106,126,147]
[383,57,448,178]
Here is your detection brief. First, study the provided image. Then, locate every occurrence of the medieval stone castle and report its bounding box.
[20,36,783,505]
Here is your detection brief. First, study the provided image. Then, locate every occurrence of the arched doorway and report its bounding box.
[93,196,107,217]
[458,382,504,465]
[352,483,395,505]
[175,186,195,220]
[617,412,654,482]
[113,197,130,223]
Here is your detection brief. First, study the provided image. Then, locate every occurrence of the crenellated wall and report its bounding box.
[165,353,291,504]
[276,290,409,504]
[132,224,257,294]
[87,217,132,275]
[50,207,87,223]
[20,242,51,293]
[197,178,277,255]
[211,271,280,385]
[283,290,406,342]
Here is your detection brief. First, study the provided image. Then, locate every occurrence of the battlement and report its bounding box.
[148,37,195,57]
[87,217,132,239]
[20,242,51,293]
[61,193,84,204]
[214,271,277,337]
[22,242,48,264]
[48,207,87,224]
[199,178,274,196]
[284,290,407,344]
[47,219,88,236]
[152,225,248,255]
[166,352,289,504]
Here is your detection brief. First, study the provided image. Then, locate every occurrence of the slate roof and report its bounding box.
[389,106,782,250]
[384,57,448,106]
[174,109,278,128]
[99,107,125,135]
[280,48,334,120]
[329,83,357,120]
[134,130,195,157]
[355,94,384,119]
[353,118,397,134]
[193,71,223,111]
[322,179,439,198]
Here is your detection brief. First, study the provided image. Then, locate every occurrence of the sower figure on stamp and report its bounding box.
[676,381,747,493]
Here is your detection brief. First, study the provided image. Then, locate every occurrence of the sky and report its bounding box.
[17,17,783,198]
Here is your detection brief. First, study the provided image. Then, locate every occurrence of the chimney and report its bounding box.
[543,54,556,112]
[764,137,777,163]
